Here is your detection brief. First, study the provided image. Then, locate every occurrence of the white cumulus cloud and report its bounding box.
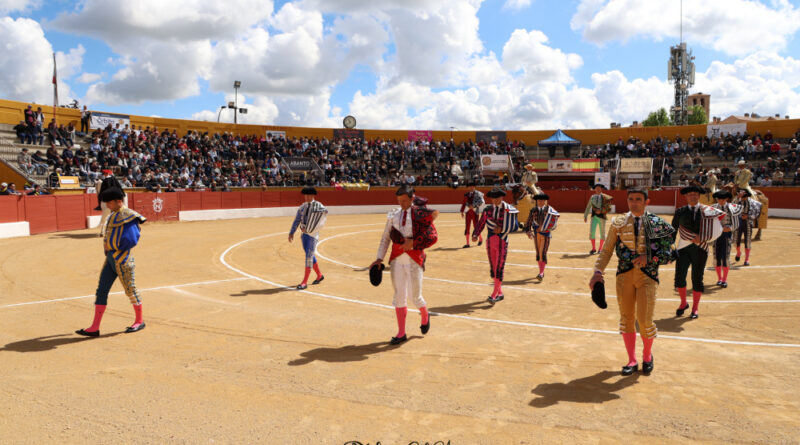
[571,0,800,57]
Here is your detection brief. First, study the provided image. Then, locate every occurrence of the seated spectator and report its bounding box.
[31,150,49,174]
[793,168,800,185]
[1,182,21,195]
[46,144,61,165]
[14,120,28,144]
[49,169,61,188]
[772,169,785,186]
[27,184,49,195]
[17,148,34,176]
[758,176,772,187]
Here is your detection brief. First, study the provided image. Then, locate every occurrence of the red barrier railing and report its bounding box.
[3,188,800,237]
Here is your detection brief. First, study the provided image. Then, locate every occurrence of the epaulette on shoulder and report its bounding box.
[611,214,628,228]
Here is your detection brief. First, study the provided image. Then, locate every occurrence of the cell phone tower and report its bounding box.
[668,0,695,126]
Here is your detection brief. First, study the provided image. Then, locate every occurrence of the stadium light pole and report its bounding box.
[216,105,226,122]
[233,80,241,124]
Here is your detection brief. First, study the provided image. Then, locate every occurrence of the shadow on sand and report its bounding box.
[529,370,640,408]
[288,337,422,365]
[0,332,124,353]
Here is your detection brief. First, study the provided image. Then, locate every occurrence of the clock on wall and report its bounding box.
[343,115,357,129]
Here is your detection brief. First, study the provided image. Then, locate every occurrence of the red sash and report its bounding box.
[389,243,426,268]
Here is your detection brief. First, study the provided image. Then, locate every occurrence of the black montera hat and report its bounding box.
[591,280,607,309]
[301,186,317,195]
[369,263,385,286]
[99,187,125,202]
[680,185,706,195]
[533,193,550,200]
[712,190,732,199]
[486,187,506,198]
[591,183,607,189]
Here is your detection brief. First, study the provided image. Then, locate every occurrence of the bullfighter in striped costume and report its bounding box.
[289,187,328,290]
[734,189,762,266]
[525,193,560,281]
[371,186,439,345]
[584,183,613,254]
[473,187,519,303]
[711,190,742,287]
[76,187,147,337]
[460,181,485,248]
[672,185,724,319]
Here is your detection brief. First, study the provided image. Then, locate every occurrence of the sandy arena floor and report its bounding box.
[1,212,799,444]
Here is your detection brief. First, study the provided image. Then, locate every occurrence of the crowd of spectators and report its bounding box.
[9,108,800,191]
[580,129,800,187]
[24,122,529,190]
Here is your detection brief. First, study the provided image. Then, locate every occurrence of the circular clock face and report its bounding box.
[343,115,356,129]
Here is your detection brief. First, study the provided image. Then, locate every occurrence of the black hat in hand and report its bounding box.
[369,263,385,286]
[591,279,607,309]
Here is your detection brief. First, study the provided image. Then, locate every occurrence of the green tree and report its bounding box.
[642,108,671,127]
[688,105,708,125]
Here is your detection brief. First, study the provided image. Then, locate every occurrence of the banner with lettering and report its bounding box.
[480,154,513,172]
[476,131,507,144]
[333,129,365,140]
[707,123,747,138]
[90,112,130,130]
[408,130,433,142]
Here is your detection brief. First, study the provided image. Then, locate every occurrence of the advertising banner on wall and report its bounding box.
[594,172,611,188]
[284,157,318,171]
[333,129,365,140]
[408,130,433,142]
[619,158,653,173]
[548,159,573,172]
[266,130,286,140]
[90,112,130,130]
[480,154,513,172]
[707,123,747,138]
[476,131,507,144]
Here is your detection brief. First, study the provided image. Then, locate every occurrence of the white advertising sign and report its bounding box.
[593,172,611,188]
[480,154,512,172]
[90,112,130,130]
[707,123,747,138]
[548,159,573,172]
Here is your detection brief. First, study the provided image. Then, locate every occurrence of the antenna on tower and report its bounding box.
[668,0,694,126]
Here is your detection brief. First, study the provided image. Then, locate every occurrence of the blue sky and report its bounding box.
[2,0,800,130]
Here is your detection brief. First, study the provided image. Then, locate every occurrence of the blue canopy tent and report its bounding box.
[537,129,581,158]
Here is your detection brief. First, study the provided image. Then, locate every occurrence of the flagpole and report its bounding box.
[52,52,58,126]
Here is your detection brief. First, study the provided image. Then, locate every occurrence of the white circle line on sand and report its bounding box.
[317,229,800,304]
[0,278,252,309]
[0,222,392,310]
[222,230,800,348]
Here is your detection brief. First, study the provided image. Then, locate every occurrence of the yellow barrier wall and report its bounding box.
[2,97,798,143]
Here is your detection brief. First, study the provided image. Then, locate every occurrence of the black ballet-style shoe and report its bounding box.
[487,295,496,303]
[589,249,596,255]
[75,329,99,338]
[743,261,750,266]
[721,282,728,288]
[735,255,741,262]
[716,280,723,286]
[642,356,654,374]
[690,312,699,319]
[477,240,483,246]
[389,334,408,345]
[421,319,430,335]
[494,294,504,302]
[676,303,689,317]
[536,273,544,281]
[463,244,470,248]
[296,284,307,290]
[312,276,324,285]
[125,323,146,333]
[621,363,639,376]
